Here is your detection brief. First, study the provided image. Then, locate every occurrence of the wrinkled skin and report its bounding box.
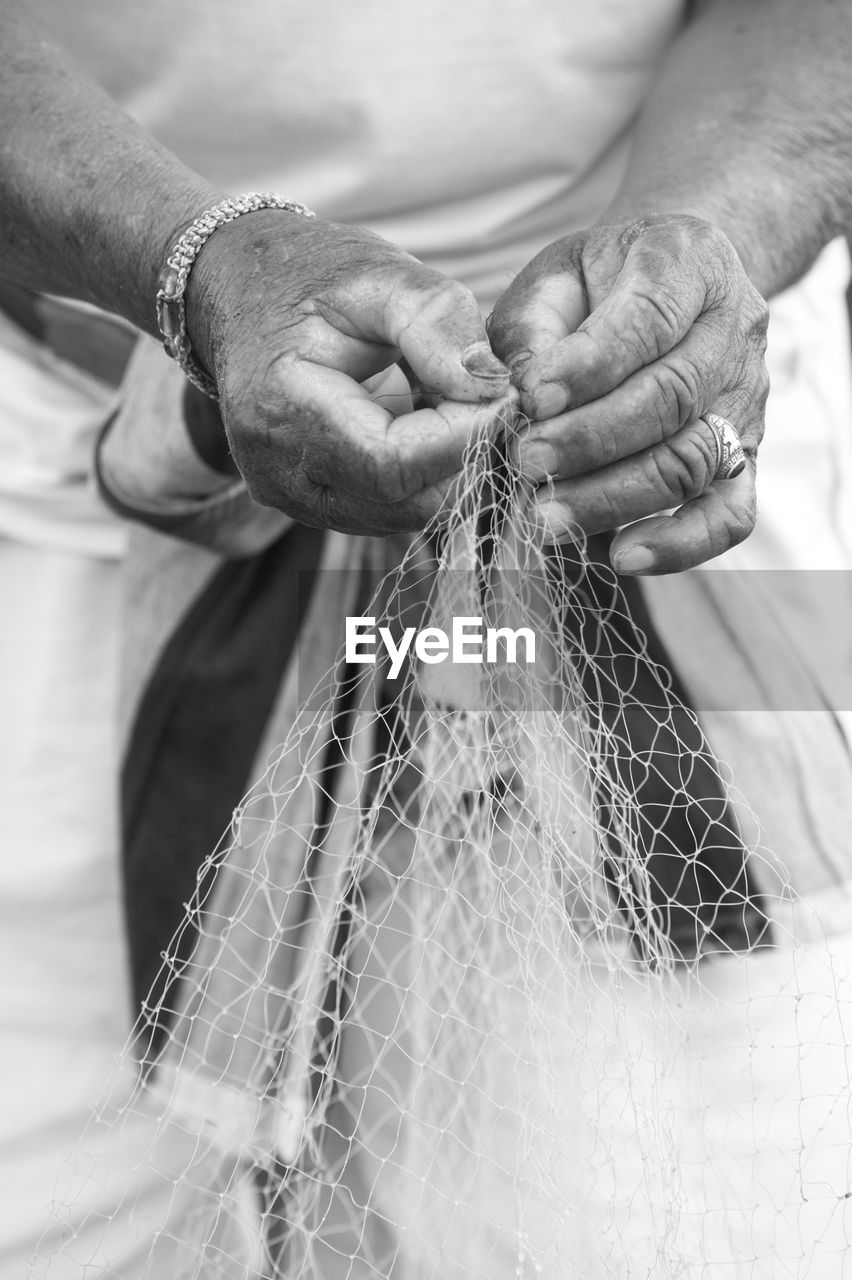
[186,211,515,536]
[488,214,770,573]
[185,210,768,568]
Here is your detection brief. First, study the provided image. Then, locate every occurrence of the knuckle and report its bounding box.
[691,218,735,268]
[439,277,478,311]
[709,258,768,336]
[641,356,704,435]
[748,291,770,341]
[728,359,769,440]
[581,231,618,278]
[654,429,715,501]
[749,352,771,398]
[746,347,771,407]
[733,286,770,353]
[585,420,621,469]
[724,487,757,548]
[387,274,479,352]
[750,364,770,423]
[538,234,584,277]
[620,286,684,361]
[405,274,475,320]
[706,484,757,559]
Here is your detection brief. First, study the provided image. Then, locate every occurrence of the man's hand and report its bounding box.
[186,213,514,535]
[488,214,769,573]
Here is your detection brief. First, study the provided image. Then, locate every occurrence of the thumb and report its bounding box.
[381,269,511,403]
[488,266,587,376]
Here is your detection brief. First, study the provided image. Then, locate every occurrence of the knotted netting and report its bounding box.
[33,398,852,1278]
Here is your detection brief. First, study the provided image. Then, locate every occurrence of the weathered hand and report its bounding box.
[488,214,769,573]
[185,212,513,534]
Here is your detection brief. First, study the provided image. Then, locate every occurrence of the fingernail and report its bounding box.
[536,499,576,542]
[519,442,560,482]
[613,545,655,574]
[529,381,567,420]
[462,342,509,381]
[508,348,534,377]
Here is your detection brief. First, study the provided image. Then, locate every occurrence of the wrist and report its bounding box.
[158,195,315,398]
[134,180,225,334]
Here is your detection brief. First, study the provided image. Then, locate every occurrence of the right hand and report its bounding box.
[488,214,769,573]
[185,213,515,534]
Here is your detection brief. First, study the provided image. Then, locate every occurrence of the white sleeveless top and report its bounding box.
[33,0,685,304]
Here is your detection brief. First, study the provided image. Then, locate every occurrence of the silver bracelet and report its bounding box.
[156,193,315,399]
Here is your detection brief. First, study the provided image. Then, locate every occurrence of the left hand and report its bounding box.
[186,213,513,536]
[487,214,769,573]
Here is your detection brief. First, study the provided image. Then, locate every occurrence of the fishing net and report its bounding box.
[32,396,852,1279]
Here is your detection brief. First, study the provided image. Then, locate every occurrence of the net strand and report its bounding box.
[32,404,852,1279]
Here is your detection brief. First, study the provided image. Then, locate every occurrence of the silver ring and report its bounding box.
[702,412,747,481]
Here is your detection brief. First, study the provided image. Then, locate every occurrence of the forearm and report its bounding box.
[0,1,221,334]
[603,0,852,297]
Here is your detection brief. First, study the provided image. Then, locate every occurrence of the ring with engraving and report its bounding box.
[702,412,747,481]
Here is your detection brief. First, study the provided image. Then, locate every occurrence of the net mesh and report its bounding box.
[31,401,852,1279]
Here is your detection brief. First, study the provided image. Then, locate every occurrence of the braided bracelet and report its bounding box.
[156,193,315,399]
